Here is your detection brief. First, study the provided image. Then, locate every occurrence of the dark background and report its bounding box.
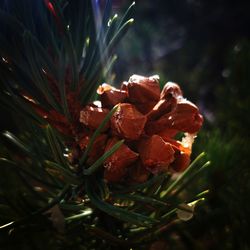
[113,0,250,248]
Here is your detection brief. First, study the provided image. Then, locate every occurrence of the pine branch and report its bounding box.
[0,1,210,248]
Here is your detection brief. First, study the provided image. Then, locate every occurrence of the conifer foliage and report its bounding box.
[0,1,209,249]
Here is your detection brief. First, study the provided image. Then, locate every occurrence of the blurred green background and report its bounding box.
[112,0,250,249]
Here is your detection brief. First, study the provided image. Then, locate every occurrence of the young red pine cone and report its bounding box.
[103,137,138,182]
[97,83,128,108]
[80,106,110,131]
[78,75,204,183]
[111,103,147,140]
[121,75,161,114]
[137,135,175,174]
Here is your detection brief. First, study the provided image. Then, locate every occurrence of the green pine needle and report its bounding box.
[160,152,206,198]
[85,179,158,226]
[80,105,119,165]
[83,139,124,176]
[45,125,69,169]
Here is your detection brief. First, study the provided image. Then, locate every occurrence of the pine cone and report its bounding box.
[78,75,203,183]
